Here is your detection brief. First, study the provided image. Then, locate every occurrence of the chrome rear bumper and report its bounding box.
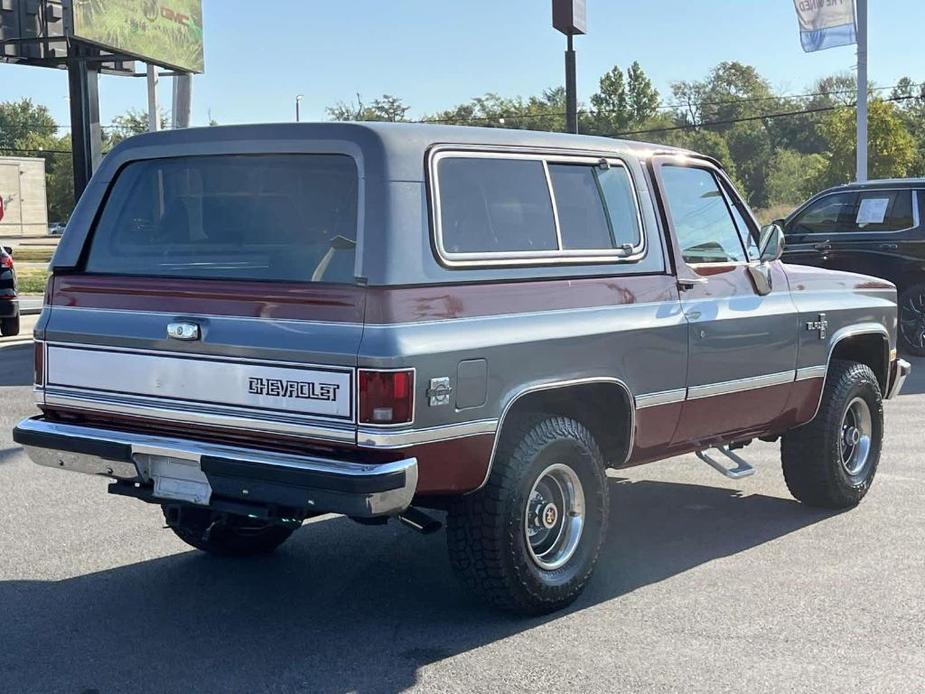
[13,417,417,517]
[886,358,911,400]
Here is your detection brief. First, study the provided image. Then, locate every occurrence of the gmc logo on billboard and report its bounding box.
[161,7,201,29]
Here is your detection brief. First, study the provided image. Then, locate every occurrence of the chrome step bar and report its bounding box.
[695,446,755,479]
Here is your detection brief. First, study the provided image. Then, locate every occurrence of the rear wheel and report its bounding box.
[163,506,298,556]
[898,284,925,356]
[0,315,19,337]
[781,360,883,508]
[446,416,609,615]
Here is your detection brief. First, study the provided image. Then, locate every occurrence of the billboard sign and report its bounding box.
[71,0,204,73]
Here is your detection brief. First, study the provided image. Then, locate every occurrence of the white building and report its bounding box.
[0,156,49,237]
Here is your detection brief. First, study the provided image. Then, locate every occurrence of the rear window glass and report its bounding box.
[437,157,558,253]
[84,154,359,283]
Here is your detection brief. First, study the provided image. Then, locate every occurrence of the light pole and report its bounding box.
[552,1,587,134]
[295,94,304,123]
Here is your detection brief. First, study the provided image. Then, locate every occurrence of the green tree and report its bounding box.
[106,108,168,148]
[588,62,660,136]
[0,99,57,150]
[327,94,410,122]
[765,149,827,206]
[814,98,916,188]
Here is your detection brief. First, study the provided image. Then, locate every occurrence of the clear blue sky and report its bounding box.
[2,0,924,131]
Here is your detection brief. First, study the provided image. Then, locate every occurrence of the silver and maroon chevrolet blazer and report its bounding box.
[14,123,910,614]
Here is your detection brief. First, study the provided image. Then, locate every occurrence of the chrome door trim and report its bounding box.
[687,370,795,400]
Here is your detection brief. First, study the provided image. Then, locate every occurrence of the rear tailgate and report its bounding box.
[39,151,365,446]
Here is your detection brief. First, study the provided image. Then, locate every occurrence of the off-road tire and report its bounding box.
[0,315,20,337]
[781,360,883,508]
[898,284,925,356]
[446,415,609,615]
[163,506,297,556]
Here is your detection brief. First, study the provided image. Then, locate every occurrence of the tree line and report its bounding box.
[328,61,925,217]
[2,60,923,223]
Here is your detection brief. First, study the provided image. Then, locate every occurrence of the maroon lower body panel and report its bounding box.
[628,378,825,465]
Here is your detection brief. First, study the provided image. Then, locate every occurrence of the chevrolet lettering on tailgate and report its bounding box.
[13,123,909,616]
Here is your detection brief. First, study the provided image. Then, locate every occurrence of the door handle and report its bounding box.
[813,241,832,251]
[677,276,708,291]
[878,243,898,251]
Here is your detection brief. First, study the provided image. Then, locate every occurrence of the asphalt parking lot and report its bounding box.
[0,341,923,693]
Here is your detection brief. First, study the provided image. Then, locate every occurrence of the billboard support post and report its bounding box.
[147,64,160,132]
[172,73,192,129]
[67,44,101,203]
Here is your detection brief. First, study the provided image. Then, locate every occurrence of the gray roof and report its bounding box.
[114,121,690,164]
[824,178,925,191]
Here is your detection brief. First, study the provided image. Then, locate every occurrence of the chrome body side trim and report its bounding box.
[14,417,417,517]
[357,419,499,449]
[473,377,636,492]
[635,388,687,409]
[44,389,358,444]
[795,365,828,381]
[687,371,795,400]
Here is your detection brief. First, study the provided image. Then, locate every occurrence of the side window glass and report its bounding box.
[438,157,557,253]
[719,179,759,260]
[547,163,641,250]
[791,193,857,234]
[660,165,747,264]
[548,164,614,249]
[854,190,914,232]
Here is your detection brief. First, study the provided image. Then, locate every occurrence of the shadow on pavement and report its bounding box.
[0,478,836,693]
[0,344,32,387]
[0,446,23,464]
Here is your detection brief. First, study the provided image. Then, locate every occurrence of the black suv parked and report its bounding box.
[781,179,925,354]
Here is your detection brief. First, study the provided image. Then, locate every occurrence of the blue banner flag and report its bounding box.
[793,0,857,52]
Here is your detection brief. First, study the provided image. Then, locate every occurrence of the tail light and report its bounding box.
[0,254,11,269]
[34,342,44,386]
[359,369,414,425]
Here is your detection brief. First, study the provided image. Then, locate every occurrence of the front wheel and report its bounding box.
[163,506,298,556]
[446,416,609,615]
[781,360,883,508]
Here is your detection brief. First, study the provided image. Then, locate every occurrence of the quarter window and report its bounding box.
[434,153,644,262]
[660,165,747,264]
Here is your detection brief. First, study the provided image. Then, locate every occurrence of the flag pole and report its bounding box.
[856,0,868,182]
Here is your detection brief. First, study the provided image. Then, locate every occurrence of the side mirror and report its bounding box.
[758,223,784,263]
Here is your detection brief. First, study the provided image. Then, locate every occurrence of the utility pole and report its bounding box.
[856,0,868,182]
[553,0,587,134]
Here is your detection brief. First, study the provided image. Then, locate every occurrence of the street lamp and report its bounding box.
[295,94,304,123]
[552,0,587,134]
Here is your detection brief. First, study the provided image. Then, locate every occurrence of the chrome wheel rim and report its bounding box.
[840,397,872,476]
[524,463,585,570]
[899,292,925,350]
